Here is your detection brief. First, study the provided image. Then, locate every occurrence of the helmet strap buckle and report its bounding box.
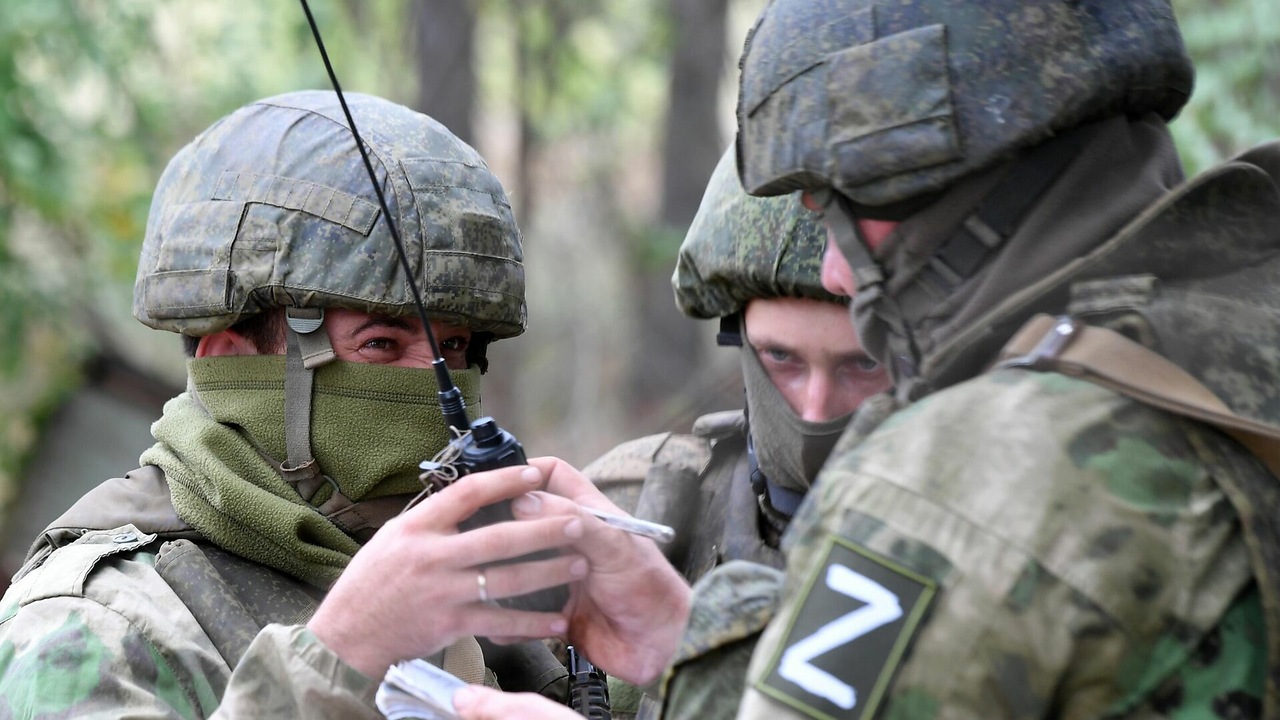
[282,307,341,507]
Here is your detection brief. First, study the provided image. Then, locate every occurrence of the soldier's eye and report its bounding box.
[764,348,792,363]
[440,336,470,353]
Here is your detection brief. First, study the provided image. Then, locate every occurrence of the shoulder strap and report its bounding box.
[998,313,1280,716]
[154,539,324,667]
[155,539,491,684]
[999,315,1280,461]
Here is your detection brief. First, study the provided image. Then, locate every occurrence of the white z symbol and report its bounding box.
[779,564,903,710]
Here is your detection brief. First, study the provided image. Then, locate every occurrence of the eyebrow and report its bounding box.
[348,315,416,337]
[755,340,872,363]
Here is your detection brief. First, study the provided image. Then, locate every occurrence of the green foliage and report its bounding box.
[480,0,669,142]
[1170,0,1280,174]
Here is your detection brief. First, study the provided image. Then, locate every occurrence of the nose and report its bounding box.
[800,370,839,423]
[821,240,855,296]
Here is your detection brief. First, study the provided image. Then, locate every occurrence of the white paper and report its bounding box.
[375,658,467,720]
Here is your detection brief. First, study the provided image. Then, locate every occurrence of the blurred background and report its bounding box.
[0,0,1277,578]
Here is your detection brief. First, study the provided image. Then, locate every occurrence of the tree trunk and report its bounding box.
[411,0,477,145]
[660,0,729,228]
[627,0,730,425]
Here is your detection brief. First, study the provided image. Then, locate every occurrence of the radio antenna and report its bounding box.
[298,0,470,432]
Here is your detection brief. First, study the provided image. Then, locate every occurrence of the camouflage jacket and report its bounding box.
[585,410,786,586]
[661,131,1280,719]
[0,466,564,718]
[0,467,383,718]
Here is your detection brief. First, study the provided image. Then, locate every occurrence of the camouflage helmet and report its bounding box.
[134,90,526,339]
[736,0,1194,208]
[673,147,842,320]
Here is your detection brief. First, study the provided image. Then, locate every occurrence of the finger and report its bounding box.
[402,465,543,529]
[454,687,583,720]
[478,553,588,601]
[460,514,585,567]
[510,489,650,567]
[527,457,623,513]
[458,604,568,643]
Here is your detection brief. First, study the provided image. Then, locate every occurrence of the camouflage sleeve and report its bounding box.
[211,624,379,719]
[0,529,380,719]
[660,561,784,720]
[0,593,221,719]
[0,527,239,719]
[729,371,1262,720]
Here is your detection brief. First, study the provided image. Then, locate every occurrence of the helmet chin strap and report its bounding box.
[813,189,924,395]
[281,307,346,509]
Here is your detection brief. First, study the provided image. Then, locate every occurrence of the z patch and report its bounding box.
[756,536,936,720]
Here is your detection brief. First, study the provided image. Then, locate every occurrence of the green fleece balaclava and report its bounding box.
[145,355,481,588]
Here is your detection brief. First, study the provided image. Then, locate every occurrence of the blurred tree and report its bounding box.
[625,0,731,421]
[412,0,477,145]
[1171,0,1280,173]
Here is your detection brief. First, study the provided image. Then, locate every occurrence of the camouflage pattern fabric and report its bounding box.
[0,527,380,719]
[735,0,1193,207]
[0,474,512,717]
[673,70,1280,716]
[0,466,508,717]
[134,90,526,339]
[664,561,786,720]
[666,371,1265,720]
[210,625,383,718]
[672,148,841,320]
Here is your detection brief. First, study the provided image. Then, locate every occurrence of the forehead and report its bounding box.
[743,296,862,353]
[325,308,412,327]
[323,308,468,332]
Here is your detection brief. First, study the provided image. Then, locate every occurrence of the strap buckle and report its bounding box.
[1001,315,1082,371]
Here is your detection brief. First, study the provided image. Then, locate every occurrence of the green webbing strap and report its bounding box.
[820,189,923,384]
[814,189,883,295]
[282,308,339,505]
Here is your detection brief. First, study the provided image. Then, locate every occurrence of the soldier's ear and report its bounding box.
[196,328,261,358]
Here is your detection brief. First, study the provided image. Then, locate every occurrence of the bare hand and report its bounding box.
[516,457,691,685]
[308,465,588,679]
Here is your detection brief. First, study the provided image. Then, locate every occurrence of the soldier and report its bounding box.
[0,91,588,717]
[586,148,890,588]
[588,147,890,719]
[453,0,1280,718]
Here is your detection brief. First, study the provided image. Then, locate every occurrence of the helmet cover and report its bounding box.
[134,91,526,338]
[674,148,843,320]
[736,0,1193,207]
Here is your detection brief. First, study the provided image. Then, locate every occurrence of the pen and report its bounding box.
[582,507,676,544]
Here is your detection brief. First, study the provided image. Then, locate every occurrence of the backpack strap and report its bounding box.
[997,313,1280,716]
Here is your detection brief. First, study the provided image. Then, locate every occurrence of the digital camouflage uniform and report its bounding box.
[661,1,1280,719]
[0,92,566,718]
